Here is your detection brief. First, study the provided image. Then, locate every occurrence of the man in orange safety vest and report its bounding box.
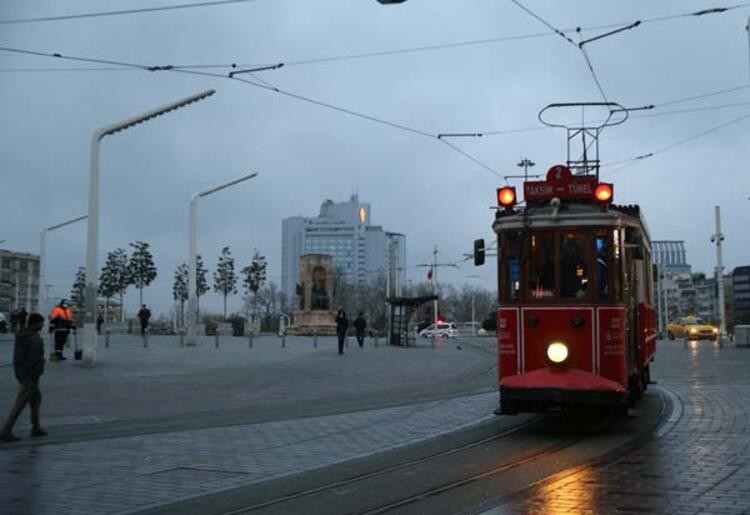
[49,300,75,361]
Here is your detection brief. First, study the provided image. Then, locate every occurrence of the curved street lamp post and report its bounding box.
[186,172,259,346]
[82,89,215,365]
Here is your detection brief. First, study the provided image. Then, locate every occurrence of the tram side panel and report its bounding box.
[497,307,520,382]
[597,307,628,388]
[638,303,657,368]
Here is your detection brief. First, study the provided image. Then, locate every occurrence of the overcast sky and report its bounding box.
[1,0,749,317]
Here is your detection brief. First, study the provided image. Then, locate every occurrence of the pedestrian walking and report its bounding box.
[96,312,104,335]
[17,307,28,330]
[49,300,74,361]
[354,312,367,348]
[335,309,348,355]
[0,313,48,442]
[137,305,151,336]
[9,308,18,334]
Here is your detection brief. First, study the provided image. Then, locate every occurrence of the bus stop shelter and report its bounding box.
[387,295,438,347]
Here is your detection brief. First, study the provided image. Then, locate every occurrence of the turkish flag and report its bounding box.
[427,267,433,280]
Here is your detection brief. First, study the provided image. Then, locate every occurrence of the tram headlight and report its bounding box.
[712,327,719,334]
[690,328,698,334]
[547,341,569,364]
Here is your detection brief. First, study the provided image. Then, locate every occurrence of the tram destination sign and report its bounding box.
[524,165,608,203]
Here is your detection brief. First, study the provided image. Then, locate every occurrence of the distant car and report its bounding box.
[667,316,719,341]
[419,322,458,338]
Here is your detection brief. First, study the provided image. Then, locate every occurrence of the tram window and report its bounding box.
[595,235,610,300]
[530,233,555,299]
[561,233,589,299]
[502,233,521,301]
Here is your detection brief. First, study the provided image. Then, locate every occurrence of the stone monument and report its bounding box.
[289,254,337,335]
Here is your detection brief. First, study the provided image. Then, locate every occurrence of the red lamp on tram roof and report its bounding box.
[594,183,614,203]
[497,186,517,208]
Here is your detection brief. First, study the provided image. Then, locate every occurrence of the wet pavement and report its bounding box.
[2,336,749,514]
[484,339,750,514]
[0,334,499,514]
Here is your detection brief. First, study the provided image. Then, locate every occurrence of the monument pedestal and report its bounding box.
[289,310,336,335]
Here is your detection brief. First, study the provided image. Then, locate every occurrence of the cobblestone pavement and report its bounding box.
[0,334,498,515]
[0,335,495,433]
[0,391,497,515]
[485,340,750,515]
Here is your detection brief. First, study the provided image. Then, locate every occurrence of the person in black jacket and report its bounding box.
[335,309,348,355]
[0,313,47,442]
[138,305,151,336]
[353,312,367,348]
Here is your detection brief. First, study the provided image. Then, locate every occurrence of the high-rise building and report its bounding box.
[652,241,691,276]
[653,241,692,332]
[0,249,40,315]
[281,195,406,306]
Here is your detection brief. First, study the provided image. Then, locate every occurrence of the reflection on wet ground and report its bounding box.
[490,340,750,514]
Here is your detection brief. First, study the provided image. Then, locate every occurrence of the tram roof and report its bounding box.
[492,201,652,247]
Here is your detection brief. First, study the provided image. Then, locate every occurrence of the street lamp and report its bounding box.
[186,172,259,346]
[83,89,215,365]
[517,157,535,180]
[39,214,87,327]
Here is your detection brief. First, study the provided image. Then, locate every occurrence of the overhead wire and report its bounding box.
[0,44,507,182]
[508,0,610,104]
[0,0,259,25]
[604,111,750,176]
[3,3,750,74]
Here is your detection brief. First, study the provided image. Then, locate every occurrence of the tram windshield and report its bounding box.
[500,228,622,304]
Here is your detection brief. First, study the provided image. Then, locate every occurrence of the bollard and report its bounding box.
[683,338,688,349]
[215,331,220,348]
[179,330,184,348]
[374,333,379,348]
[248,332,254,348]
[313,331,318,348]
[143,333,148,348]
[105,329,110,348]
[431,334,436,349]
[282,333,286,348]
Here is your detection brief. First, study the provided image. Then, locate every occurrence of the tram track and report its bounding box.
[214,415,611,515]
[217,415,544,514]
[202,386,672,515]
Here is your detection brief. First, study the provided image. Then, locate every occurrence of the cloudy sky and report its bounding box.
[1,0,749,317]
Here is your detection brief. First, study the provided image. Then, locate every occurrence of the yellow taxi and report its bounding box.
[667,316,719,341]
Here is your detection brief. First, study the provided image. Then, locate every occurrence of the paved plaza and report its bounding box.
[1,335,750,514]
[485,340,750,514]
[0,334,500,514]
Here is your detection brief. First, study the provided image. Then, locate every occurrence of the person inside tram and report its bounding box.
[595,237,609,299]
[561,237,585,298]
[576,279,589,299]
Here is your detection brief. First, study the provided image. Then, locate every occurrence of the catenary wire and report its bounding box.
[604,111,750,175]
[508,0,610,103]
[0,44,506,180]
[0,0,259,25]
[3,3,750,73]
[4,42,747,181]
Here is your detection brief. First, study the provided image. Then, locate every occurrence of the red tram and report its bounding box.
[485,164,657,415]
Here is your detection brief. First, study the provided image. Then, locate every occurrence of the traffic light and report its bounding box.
[474,239,485,266]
